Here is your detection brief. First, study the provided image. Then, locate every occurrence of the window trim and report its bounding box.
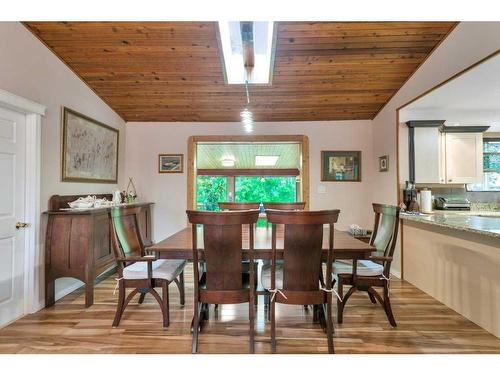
[197,168,300,176]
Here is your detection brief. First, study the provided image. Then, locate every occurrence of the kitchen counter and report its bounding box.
[400,209,500,338]
[401,210,500,238]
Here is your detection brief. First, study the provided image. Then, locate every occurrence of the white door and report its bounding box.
[445,133,483,184]
[0,106,26,327]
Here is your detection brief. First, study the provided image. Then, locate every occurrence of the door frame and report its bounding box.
[0,89,46,316]
[187,135,310,211]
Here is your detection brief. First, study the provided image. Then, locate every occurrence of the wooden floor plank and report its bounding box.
[1,264,499,354]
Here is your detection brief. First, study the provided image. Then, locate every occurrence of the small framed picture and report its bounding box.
[158,154,183,173]
[321,151,361,182]
[379,155,389,172]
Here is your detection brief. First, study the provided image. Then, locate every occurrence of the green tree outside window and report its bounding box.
[235,176,296,202]
[196,176,227,211]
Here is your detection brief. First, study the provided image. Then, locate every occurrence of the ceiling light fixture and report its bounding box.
[255,155,279,166]
[221,157,236,167]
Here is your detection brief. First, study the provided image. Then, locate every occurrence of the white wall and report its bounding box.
[0,22,126,308]
[372,22,500,276]
[125,121,374,242]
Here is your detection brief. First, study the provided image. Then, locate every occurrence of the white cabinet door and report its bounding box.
[414,128,445,183]
[445,133,483,184]
[0,107,26,327]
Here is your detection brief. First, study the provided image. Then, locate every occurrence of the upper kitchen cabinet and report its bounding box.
[413,126,446,184]
[407,121,487,184]
[444,132,483,184]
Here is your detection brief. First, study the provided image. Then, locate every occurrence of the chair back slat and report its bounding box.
[218,202,260,211]
[204,224,243,290]
[370,203,401,258]
[186,210,259,291]
[283,224,323,290]
[266,209,340,292]
[110,207,145,270]
[263,202,306,210]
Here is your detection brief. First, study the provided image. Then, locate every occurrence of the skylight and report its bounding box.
[218,21,275,84]
[255,155,279,167]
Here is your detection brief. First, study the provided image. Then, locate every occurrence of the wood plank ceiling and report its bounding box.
[196,142,301,169]
[24,21,457,122]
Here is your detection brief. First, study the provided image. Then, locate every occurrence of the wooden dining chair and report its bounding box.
[218,201,261,293]
[186,209,260,354]
[218,201,260,292]
[333,203,401,327]
[218,202,261,210]
[262,202,306,231]
[110,206,186,328]
[259,202,306,305]
[263,202,306,210]
[263,209,340,354]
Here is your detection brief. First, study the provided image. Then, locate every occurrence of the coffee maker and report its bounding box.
[403,181,417,211]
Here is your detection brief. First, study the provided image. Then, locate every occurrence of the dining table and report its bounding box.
[149,225,375,285]
[149,225,375,332]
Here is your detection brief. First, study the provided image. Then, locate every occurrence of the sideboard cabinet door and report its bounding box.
[93,213,113,271]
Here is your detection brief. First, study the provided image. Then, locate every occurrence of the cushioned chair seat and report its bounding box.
[123,259,186,281]
[260,264,283,290]
[332,260,383,277]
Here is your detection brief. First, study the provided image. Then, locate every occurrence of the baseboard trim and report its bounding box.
[391,269,402,280]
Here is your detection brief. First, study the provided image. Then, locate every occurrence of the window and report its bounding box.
[235,176,297,202]
[196,175,297,211]
[196,176,227,211]
[467,138,500,192]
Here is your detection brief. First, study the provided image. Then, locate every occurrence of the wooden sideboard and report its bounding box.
[44,194,153,308]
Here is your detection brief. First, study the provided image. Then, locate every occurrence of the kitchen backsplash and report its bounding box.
[429,186,500,210]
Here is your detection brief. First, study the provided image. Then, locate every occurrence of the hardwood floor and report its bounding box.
[1,264,500,354]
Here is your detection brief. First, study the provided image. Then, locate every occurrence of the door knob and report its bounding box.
[16,222,30,229]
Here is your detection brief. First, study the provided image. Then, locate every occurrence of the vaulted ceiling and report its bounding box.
[24,21,457,122]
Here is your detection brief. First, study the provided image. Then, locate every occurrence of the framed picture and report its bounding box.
[159,154,183,173]
[379,155,389,172]
[61,107,119,183]
[321,151,361,182]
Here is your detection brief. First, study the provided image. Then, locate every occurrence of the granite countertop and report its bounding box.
[401,210,500,238]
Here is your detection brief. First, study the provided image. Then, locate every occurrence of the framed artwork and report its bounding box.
[159,154,183,173]
[321,151,361,182]
[61,107,119,183]
[379,155,389,172]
